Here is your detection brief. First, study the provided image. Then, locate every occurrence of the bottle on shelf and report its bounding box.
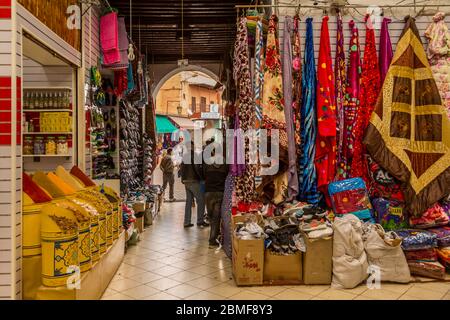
[29,119,34,133]
[23,137,34,155]
[34,136,45,155]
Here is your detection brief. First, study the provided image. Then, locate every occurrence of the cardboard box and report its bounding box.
[302,233,333,284]
[135,216,144,234]
[232,235,264,286]
[264,250,302,283]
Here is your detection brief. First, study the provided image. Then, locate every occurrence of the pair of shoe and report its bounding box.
[184,223,194,228]
[197,221,210,228]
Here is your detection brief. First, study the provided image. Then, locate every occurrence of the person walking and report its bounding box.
[203,161,228,247]
[180,144,209,228]
[160,148,176,202]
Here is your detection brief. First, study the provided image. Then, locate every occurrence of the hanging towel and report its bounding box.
[254,18,264,131]
[315,16,337,195]
[351,15,381,183]
[363,16,450,216]
[335,12,347,180]
[298,17,319,205]
[100,12,120,65]
[283,16,299,201]
[292,15,303,173]
[380,17,393,84]
[233,17,256,202]
[103,17,129,70]
[343,20,361,179]
[424,12,450,119]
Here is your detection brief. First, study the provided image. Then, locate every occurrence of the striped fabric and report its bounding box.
[254,18,264,127]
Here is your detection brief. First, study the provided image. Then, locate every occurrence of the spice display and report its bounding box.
[48,214,77,232]
[33,137,45,155]
[57,136,68,155]
[23,137,34,155]
[45,137,56,155]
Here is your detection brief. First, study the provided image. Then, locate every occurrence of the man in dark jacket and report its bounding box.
[179,144,208,228]
[160,148,175,202]
[203,141,228,247]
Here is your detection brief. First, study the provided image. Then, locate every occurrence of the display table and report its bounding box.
[28,231,125,300]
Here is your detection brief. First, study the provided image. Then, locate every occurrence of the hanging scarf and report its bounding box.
[283,16,299,201]
[292,15,303,178]
[315,16,337,196]
[258,14,288,205]
[298,17,319,205]
[351,15,381,183]
[379,17,393,84]
[233,17,256,202]
[343,20,361,178]
[424,12,450,120]
[335,12,347,180]
[364,16,450,216]
[254,18,264,130]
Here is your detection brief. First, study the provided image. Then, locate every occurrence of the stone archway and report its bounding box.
[153,64,220,101]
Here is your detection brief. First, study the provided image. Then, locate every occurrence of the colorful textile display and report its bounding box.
[396,229,438,251]
[100,12,120,65]
[428,226,450,247]
[258,14,288,205]
[23,172,52,203]
[408,260,446,279]
[379,17,394,84]
[425,12,450,119]
[372,197,409,230]
[292,15,302,171]
[367,155,405,201]
[298,18,319,205]
[254,18,264,131]
[221,174,235,258]
[282,16,299,201]
[335,12,347,180]
[352,15,381,183]
[410,203,449,229]
[328,178,374,222]
[343,20,361,178]
[436,247,450,268]
[102,17,129,70]
[315,16,337,195]
[404,248,437,261]
[363,16,450,216]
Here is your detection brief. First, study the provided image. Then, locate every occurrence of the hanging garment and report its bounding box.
[379,17,394,84]
[298,17,319,205]
[351,15,381,183]
[102,17,129,70]
[230,111,245,177]
[220,174,235,258]
[335,12,347,180]
[343,20,361,179]
[254,18,264,131]
[258,14,288,205]
[315,16,337,195]
[292,15,303,171]
[233,17,256,202]
[363,16,450,217]
[283,16,299,201]
[425,12,450,120]
[100,12,120,65]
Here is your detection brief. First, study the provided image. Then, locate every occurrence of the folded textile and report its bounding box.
[407,260,446,279]
[410,203,449,229]
[100,12,120,65]
[436,247,450,267]
[404,248,438,261]
[428,226,450,247]
[372,197,409,230]
[396,229,438,251]
[102,17,129,70]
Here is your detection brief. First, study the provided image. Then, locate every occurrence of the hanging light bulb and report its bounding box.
[128,0,136,61]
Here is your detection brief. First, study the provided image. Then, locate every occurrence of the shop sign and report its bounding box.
[201,112,221,119]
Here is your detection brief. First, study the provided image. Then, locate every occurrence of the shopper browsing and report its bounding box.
[160,148,176,202]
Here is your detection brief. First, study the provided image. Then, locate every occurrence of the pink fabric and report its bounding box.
[103,17,129,70]
[100,12,120,65]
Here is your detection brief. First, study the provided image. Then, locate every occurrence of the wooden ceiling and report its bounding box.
[108,0,254,63]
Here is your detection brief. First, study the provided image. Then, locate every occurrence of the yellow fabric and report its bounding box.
[47,173,76,196]
[55,166,84,191]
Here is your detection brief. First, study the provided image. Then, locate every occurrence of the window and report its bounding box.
[191,97,196,113]
[200,97,207,112]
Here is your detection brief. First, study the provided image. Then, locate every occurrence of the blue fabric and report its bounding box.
[298,18,319,205]
[127,63,135,93]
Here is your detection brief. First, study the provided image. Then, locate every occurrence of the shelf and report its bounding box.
[23,132,72,135]
[23,109,73,112]
[24,87,72,91]
[23,154,71,157]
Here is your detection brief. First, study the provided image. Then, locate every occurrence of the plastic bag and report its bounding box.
[372,198,409,230]
[404,248,438,262]
[332,215,369,289]
[363,224,410,283]
[407,260,445,280]
[328,178,374,222]
[410,203,449,229]
[396,229,437,251]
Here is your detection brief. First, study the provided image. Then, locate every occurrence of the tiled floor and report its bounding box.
[103,202,450,300]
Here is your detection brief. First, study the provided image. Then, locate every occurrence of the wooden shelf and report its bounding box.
[23,132,72,135]
[23,109,73,112]
[24,87,72,91]
[23,154,71,158]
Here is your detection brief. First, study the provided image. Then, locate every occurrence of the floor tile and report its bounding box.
[361,288,404,300]
[272,289,313,300]
[289,285,329,296]
[207,284,243,298]
[147,278,183,291]
[316,289,356,300]
[228,291,269,300]
[207,270,234,282]
[127,272,164,284]
[378,283,412,294]
[101,288,117,298]
[186,291,224,300]
[188,265,218,276]
[115,265,148,278]
[101,293,135,300]
[121,285,161,299]
[108,279,141,292]
[412,282,450,294]
[168,271,203,282]
[166,284,203,299]
[135,260,168,272]
[186,277,223,290]
[144,292,181,300]
[152,266,184,277]
[404,286,446,300]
